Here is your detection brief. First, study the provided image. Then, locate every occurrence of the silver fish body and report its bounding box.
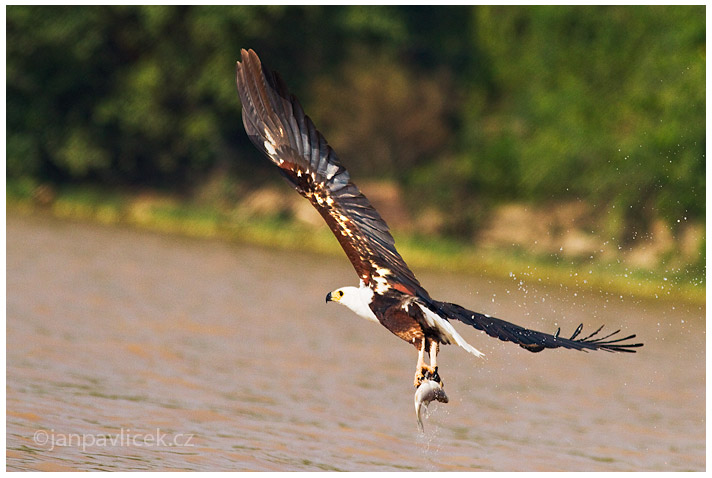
[414,380,449,432]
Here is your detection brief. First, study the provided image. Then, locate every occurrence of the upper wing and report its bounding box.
[235,49,426,296]
[433,300,643,353]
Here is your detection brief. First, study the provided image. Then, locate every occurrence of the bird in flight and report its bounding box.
[235,49,642,395]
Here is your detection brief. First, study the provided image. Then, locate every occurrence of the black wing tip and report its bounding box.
[567,324,644,353]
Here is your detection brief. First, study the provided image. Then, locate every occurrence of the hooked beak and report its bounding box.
[325,291,333,303]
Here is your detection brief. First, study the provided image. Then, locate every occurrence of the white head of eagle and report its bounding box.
[326,284,380,324]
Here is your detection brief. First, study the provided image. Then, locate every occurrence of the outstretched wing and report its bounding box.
[433,300,643,353]
[236,49,425,296]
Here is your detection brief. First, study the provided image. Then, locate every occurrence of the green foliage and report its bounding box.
[461,6,705,235]
[7,6,705,242]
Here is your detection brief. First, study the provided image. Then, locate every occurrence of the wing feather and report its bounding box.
[236,49,425,295]
[432,300,643,353]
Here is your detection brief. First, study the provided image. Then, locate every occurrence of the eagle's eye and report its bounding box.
[336,290,344,298]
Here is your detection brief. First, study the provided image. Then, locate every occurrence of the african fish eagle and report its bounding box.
[235,49,642,389]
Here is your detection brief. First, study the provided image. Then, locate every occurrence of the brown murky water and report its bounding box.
[6,213,705,471]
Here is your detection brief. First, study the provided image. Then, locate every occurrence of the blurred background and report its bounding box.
[6,5,706,296]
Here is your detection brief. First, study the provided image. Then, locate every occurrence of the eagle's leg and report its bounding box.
[414,338,442,387]
[429,340,439,369]
[414,337,428,387]
[427,340,443,387]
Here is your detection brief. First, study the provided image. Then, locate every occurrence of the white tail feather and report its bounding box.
[418,303,485,358]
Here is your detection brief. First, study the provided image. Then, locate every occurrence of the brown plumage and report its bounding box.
[236,49,424,297]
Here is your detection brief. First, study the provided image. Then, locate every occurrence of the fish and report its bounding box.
[414,380,449,432]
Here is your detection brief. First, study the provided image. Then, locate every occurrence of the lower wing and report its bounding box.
[431,300,643,353]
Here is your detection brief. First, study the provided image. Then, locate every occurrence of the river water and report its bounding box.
[6,213,705,471]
